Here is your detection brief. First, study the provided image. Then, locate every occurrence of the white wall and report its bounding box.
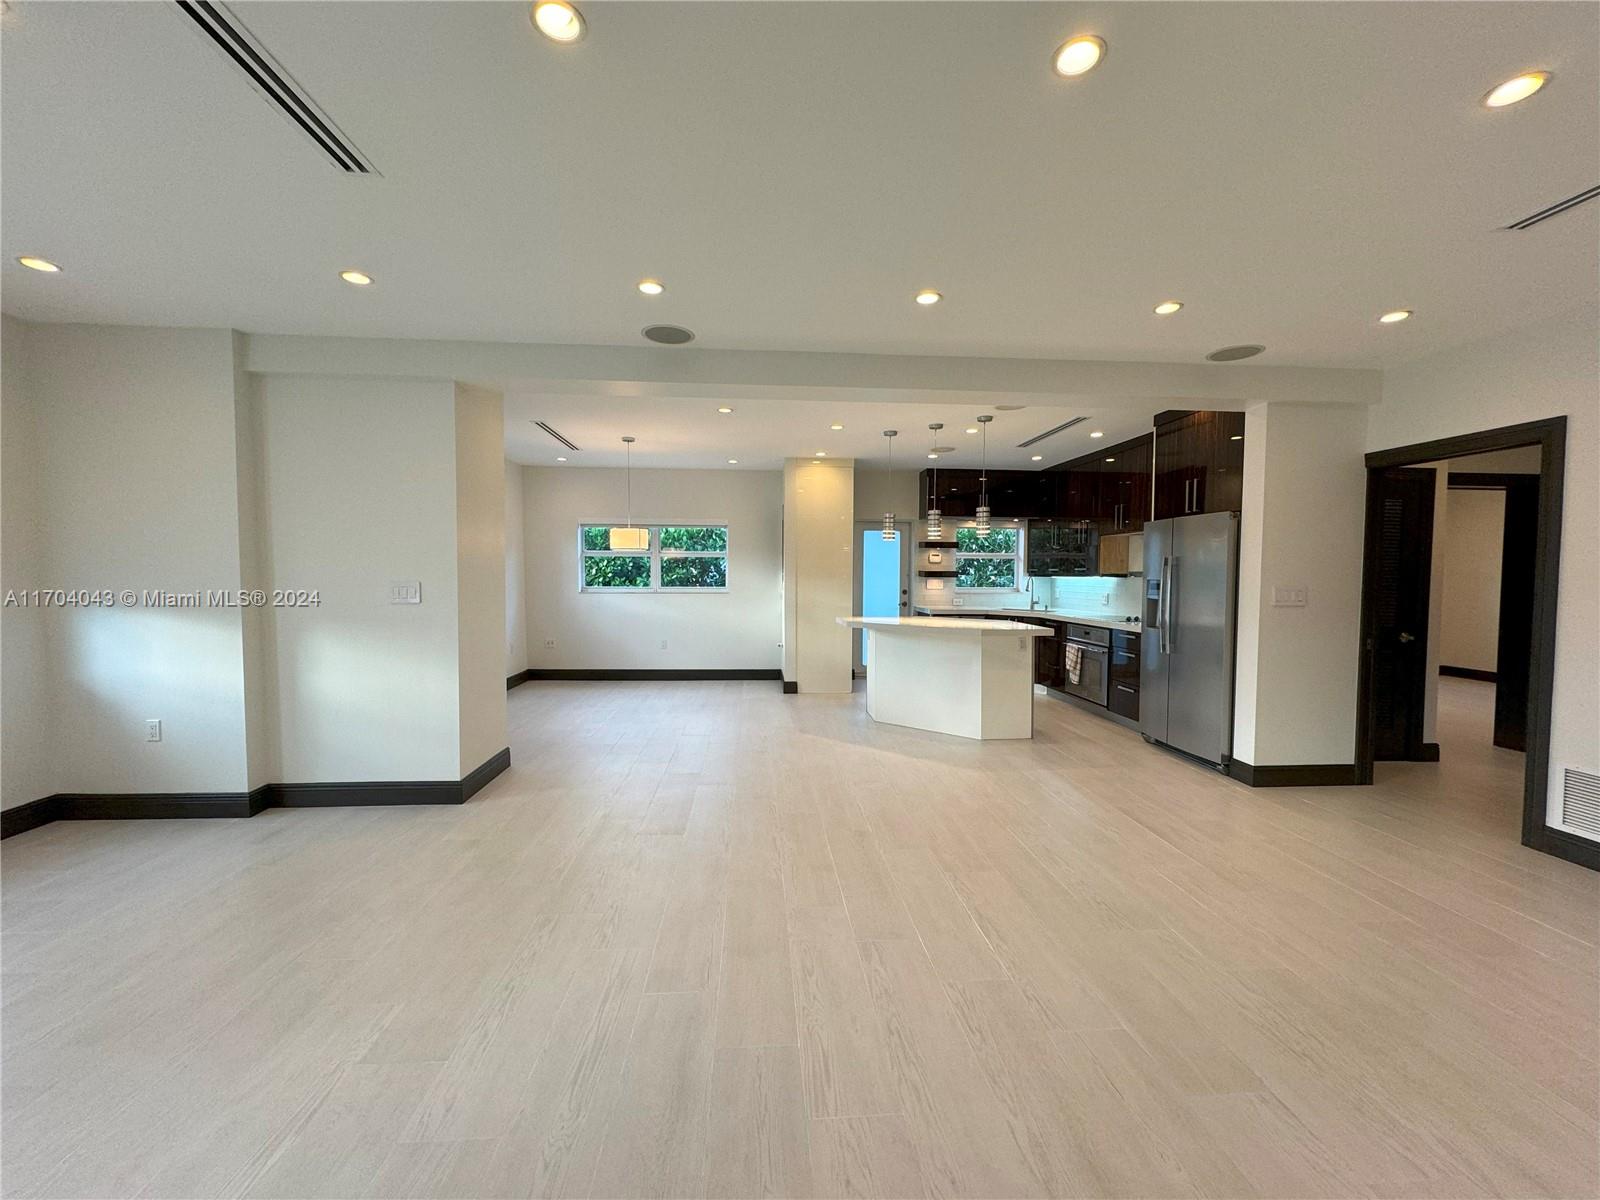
[784,458,854,691]
[13,322,253,796]
[1371,303,1598,836]
[253,375,464,782]
[1234,402,1368,766]
[522,466,783,671]
[1,318,52,809]
[504,460,528,676]
[455,385,508,773]
[1439,488,1505,674]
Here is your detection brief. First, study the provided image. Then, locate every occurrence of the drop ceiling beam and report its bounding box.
[243,333,1380,410]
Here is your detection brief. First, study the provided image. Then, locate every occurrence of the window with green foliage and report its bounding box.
[579,525,728,591]
[955,525,1021,591]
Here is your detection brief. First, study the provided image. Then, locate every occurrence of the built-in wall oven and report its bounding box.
[1061,623,1110,706]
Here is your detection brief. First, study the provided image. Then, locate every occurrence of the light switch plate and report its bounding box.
[389,580,421,604]
[1271,585,1308,607]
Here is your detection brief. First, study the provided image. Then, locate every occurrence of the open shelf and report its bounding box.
[918,540,958,549]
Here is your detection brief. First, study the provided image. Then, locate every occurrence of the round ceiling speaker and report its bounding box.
[994,404,1027,411]
[642,324,695,345]
[1205,344,1266,362]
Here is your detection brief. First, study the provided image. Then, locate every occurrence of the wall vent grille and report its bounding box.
[534,421,581,452]
[1505,185,1600,230]
[1017,417,1087,448]
[1560,768,1600,838]
[175,0,376,174]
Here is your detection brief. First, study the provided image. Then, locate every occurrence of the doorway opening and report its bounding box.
[1356,416,1594,870]
[852,521,912,675]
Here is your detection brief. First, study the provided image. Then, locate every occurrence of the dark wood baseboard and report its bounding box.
[461,747,512,802]
[1,796,62,839]
[782,679,798,694]
[1440,665,1497,683]
[1229,760,1361,787]
[506,669,532,689]
[1527,825,1600,871]
[0,748,513,839]
[521,668,782,682]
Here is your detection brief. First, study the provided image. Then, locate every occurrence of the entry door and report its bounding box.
[1364,467,1436,761]
[854,522,912,673]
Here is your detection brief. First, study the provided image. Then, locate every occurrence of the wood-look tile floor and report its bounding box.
[3,677,1596,1198]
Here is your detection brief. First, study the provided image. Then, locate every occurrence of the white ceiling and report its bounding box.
[3,2,1595,372]
[504,394,1154,470]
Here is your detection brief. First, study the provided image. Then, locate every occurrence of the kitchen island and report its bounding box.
[837,616,1053,740]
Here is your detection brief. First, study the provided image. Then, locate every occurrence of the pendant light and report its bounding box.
[881,430,899,541]
[609,436,649,550]
[925,423,944,539]
[975,414,993,534]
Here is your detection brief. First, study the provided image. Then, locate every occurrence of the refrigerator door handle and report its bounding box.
[1164,556,1177,652]
[1167,556,1179,652]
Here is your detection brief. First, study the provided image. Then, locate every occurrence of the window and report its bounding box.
[954,525,1021,591]
[579,525,728,591]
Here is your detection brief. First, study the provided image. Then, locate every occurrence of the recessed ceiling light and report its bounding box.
[1230,435,1243,441]
[17,256,60,273]
[1378,309,1412,324]
[727,459,738,464]
[1105,457,1116,463]
[927,452,939,460]
[717,406,733,413]
[815,451,826,457]
[531,0,584,43]
[1089,431,1104,439]
[830,423,844,430]
[915,290,942,306]
[340,269,372,286]
[1484,71,1550,108]
[1153,301,1183,315]
[1052,34,1105,78]
[965,427,978,435]
[556,456,568,462]
[1031,454,1043,461]
[637,278,664,296]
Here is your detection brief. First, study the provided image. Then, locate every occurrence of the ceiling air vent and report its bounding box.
[175,0,376,174]
[533,421,580,452]
[643,325,695,345]
[1560,768,1600,838]
[1017,417,1087,448]
[1207,344,1265,362]
[1504,185,1600,230]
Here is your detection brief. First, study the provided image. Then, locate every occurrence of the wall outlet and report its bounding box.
[145,719,162,743]
[1272,585,1309,607]
[952,597,963,606]
[389,580,421,604]
[543,638,555,649]
[660,639,668,650]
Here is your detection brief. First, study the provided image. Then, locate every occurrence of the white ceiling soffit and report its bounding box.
[2,2,1596,369]
[502,394,1158,471]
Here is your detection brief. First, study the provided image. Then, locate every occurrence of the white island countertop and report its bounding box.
[839,616,1054,635]
[913,606,1140,632]
[836,616,1047,739]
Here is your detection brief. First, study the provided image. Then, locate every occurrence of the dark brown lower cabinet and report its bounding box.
[1034,630,1063,690]
[1109,630,1140,721]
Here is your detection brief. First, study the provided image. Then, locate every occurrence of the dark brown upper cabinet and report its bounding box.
[1153,411,1245,519]
[1045,433,1152,533]
[918,469,1055,520]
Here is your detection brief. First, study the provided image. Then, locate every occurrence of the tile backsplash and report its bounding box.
[1041,574,1144,615]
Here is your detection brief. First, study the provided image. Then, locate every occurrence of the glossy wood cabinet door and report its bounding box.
[1098,434,1152,532]
[1154,412,1245,518]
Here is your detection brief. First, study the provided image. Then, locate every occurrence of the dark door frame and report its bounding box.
[1356,415,1595,871]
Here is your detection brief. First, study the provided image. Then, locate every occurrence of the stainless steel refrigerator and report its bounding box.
[1140,511,1239,767]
